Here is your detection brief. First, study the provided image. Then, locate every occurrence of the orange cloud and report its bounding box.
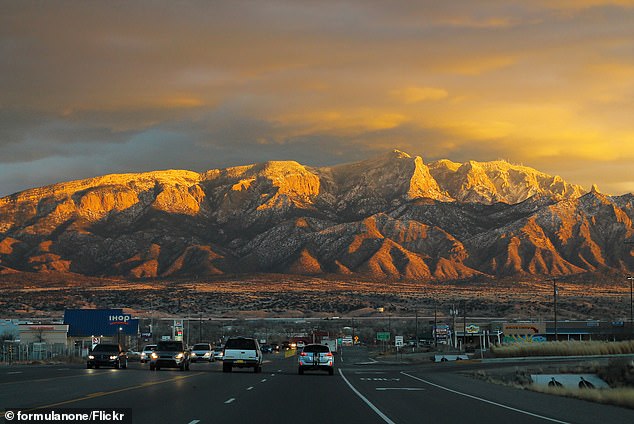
[390,86,449,104]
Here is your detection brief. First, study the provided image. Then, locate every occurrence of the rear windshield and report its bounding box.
[157,341,184,351]
[303,345,330,353]
[193,344,210,350]
[225,338,257,350]
[143,345,156,351]
[92,344,119,352]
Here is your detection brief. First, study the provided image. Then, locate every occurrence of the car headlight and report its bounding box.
[151,352,158,359]
[203,352,210,357]
[109,355,118,360]
[175,353,184,359]
[88,355,94,360]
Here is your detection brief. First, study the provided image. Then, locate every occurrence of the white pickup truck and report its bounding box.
[222,337,263,373]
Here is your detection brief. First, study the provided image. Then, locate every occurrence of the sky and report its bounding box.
[1,0,634,197]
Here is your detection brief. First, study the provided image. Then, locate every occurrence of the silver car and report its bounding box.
[140,344,156,364]
[190,343,213,362]
[298,343,334,375]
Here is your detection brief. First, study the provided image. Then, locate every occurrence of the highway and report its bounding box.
[2,347,633,424]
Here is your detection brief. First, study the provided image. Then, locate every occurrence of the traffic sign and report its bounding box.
[92,337,100,345]
[376,332,390,341]
[395,336,404,347]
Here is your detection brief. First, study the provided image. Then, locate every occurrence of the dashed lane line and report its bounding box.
[225,398,236,404]
[401,372,570,424]
[247,386,254,391]
[187,420,200,424]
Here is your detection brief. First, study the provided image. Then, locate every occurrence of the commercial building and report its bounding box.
[64,309,139,356]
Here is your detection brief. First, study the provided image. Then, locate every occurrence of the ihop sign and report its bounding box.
[109,314,132,325]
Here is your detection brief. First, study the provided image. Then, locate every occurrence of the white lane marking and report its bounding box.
[224,398,236,404]
[355,371,386,375]
[247,386,254,391]
[339,369,396,424]
[401,372,570,424]
[376,387,425,391]
[260,378,267,383]
[7,371,23,375]
[188,420,201,424]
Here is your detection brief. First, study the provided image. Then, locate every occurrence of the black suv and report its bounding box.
[149,340,190,371]
[87,343,127,369]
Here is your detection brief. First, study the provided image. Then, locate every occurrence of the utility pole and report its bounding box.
[553,279,558,342]
[625,241,633,337]
[461,300,466,351]
[415,309,419,348]
[199,312,202,343]
[433,303,438,348]
[627,274,634,334]
[351,317,355,343]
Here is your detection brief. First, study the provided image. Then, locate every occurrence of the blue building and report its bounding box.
[64,309,139,354]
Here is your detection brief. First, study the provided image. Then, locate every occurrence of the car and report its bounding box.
[190,343,213,362]
[140,344,157,363]
[260,344,273,354]
[222,337,262,373]
[213,345,224,361]
[149,340,190,371]
[87,343,127,369]
[298,343,334,375]
[126,349,141,361]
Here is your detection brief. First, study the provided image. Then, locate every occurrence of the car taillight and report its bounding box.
[300,352,307,356]
[325,352,333,357]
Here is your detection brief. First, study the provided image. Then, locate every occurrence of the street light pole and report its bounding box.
[449,304,459,349]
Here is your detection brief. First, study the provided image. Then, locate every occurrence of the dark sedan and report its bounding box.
[87,343,128,369]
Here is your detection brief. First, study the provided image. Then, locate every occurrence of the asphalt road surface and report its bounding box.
[2,347,633,424]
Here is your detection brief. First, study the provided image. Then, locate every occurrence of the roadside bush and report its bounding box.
[491,340,634,358]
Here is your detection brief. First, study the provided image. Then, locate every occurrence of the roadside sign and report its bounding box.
[92,337,100,346]
[376,332,390,341]
[465,324,480,334]
[395,336,404,347]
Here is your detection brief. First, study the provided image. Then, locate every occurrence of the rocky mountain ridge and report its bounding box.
[1,150,632,280]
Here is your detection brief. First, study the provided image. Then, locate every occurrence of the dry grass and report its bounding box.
[491,340,634,358]
[530,385,634,409]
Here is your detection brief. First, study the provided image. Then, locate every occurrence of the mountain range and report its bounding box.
[1,150,632,281]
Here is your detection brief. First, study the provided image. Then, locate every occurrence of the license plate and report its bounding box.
[236,360,244,364]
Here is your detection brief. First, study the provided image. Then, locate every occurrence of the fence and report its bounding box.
[1,341,71,364]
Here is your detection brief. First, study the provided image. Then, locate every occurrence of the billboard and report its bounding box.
[64,309,139,337]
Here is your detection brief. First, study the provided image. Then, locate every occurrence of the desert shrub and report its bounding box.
[530,386,634,409]
[491,340,634,358]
